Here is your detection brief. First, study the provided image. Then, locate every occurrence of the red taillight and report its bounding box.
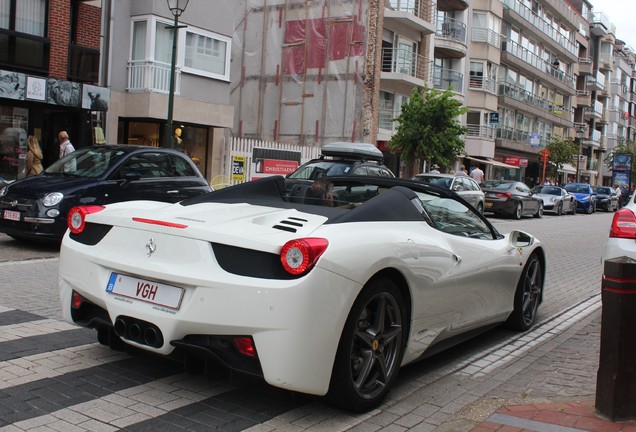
[67,205,105,234]
[132,217,188,229]
[280,238,329,276]
[233,337,256,357]
[610,208,636,239]
[495,192,512,199]
[71,291,85,309]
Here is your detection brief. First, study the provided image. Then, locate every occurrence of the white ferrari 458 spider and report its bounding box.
[59,175,545,411]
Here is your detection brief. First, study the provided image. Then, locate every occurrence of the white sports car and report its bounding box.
[59,175,545,411]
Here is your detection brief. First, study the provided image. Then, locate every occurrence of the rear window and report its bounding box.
[482,181,513,190]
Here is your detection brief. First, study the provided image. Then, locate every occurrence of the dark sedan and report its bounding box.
[0,145,211,242]
[482,180,543,219]
[591,186,618,212]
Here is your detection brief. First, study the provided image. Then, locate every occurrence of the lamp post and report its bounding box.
[164,0,189,149]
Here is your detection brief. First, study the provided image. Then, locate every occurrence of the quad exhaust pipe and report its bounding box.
[114,316,163,348]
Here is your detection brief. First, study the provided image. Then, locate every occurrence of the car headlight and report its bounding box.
[43,192,64,207]
[0,186,7,197]
[550,197,558,203]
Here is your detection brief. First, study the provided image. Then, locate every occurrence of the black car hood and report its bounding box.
[2,174,98,198]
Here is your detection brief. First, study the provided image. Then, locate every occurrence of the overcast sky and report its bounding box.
[595,0,636,49]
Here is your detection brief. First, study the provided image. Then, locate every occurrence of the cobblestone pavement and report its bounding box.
[0,212,634,431]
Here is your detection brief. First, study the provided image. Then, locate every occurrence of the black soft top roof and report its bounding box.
[181,175,454,223]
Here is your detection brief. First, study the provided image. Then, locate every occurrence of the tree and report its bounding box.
[388,86,467,172]
[543,136,578,179]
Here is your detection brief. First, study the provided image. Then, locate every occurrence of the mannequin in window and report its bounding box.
[174,127,183,146]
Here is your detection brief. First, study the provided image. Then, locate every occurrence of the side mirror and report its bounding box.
[509,230,534,248]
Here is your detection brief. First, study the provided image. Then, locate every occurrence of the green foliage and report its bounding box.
[544,136,578,178]
[388,86,467,169]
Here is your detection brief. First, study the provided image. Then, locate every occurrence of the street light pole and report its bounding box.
[163,0,189,149]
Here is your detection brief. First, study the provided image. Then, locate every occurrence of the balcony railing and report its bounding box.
[386,0,435,23]
[501,38,575,88]
[593,100,603,116]
[599,53,612,67]
[433,67,463,92]
[468,76,497,94]
[471,27,500,47]
[127,60,181,93]
[498,81,562,116]
[0,28,49,74]
[378,107,400,132]
[501,0,577,56]
[589,129,602,143]
[497,126,549,147]
[466,124,497,140]
[436,17,467,44]
[381,47,431,81]
[68,44,99,83]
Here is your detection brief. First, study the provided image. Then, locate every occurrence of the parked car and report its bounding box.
[0,145,211,242]
[531,185,577,216]
[592,186,619,212]
[602,193,636,264]
[60,175,545,412]
[564,183,596,214]
[411,172,485,213]
[482,180,544,219]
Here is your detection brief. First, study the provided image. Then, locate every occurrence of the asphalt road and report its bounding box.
[0,210,613,431]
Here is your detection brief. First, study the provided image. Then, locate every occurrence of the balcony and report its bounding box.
[468,76,497,94]
[466,124,497,140]
[501,0,577,60]
[435,17,467,58]
[68,44,99,84]
[498,81,572,127]
[583,129,602,148]
[590,11,612,37]
[496,126,547,150]
[0,28,49,75]
[578,58,592,76]
[585,73,605,92]
[433,67,463,93]
[599,53,612,71]
[471,27,500,48]
[576,90,591,107]
[380,47,431,94]
[501,38,575,92]
[384,0,436,34]
[127,60,181,94]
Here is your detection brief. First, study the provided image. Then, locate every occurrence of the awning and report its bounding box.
[465,156,519,169]
[557,163,577,174]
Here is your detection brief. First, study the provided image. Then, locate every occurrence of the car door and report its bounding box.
[419,195,520,329]
[516,182,538,215]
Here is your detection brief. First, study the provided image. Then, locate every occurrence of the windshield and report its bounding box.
[532,186,561,195]
[287,161,352,180]
[482,181,513,190]
[45,147,128,178]
[564,184,590,194]
[592,186,611,195]
[411,176,452,189]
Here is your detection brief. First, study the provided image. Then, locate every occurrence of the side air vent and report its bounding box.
[272,216,309,233]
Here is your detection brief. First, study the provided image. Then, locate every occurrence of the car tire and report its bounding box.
[586,204,593,214]
[328,278,407,412]
[534,202,543,218]
[505,253,543,332]
[556,202,562,216]
[513,202,522,220]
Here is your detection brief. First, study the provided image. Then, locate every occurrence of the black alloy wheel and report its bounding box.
[329,278,406,412]
[506,253,543,331]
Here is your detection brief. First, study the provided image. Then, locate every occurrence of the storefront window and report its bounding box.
[127,121,160,147]
[0,106,28,181]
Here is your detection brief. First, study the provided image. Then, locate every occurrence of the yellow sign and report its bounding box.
[232,156,245,181]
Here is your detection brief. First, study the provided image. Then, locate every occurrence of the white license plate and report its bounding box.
[3,210,20,221]
[106,273,184,310]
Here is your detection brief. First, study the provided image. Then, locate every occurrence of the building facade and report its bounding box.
[0,0,105,181]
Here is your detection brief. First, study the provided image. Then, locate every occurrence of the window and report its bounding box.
[184,31,229,78]
[1,0,46,35]
[0,0,48,72]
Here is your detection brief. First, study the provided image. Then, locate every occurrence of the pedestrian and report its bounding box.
[457,164,468,176]
[430,163,440,174]
[613,183,622,208]
[58,131,75,159]
[470,165,484,184]
[26,135,44,176]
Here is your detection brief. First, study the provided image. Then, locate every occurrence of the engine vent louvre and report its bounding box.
[272,216,309,233]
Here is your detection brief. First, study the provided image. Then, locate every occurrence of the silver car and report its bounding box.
[411,173,486,213]
[531,185,577,216]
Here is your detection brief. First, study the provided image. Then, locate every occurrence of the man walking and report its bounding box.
[58,131,75,159]
[470,165,484,184]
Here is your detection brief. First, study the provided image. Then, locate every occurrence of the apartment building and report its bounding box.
[104,0,234,180]
[0,0,105,180]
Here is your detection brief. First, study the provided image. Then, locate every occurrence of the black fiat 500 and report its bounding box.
[0,145,211,242]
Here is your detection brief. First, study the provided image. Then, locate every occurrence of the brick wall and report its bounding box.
[76,3,101,49]
[48,0,71,79]
[47,0,102,79]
